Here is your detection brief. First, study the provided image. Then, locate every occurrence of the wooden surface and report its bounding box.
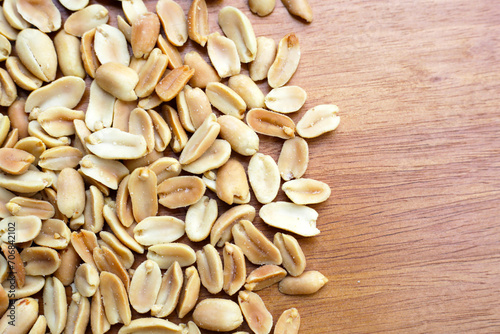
[74,0,498,332]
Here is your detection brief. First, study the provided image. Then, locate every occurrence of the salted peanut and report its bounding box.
[0,11,18,41]
[90,288,110,334]
[65,293,90,334]
[80,28,100,78]
[128,167,158,222]
[180,116,219,166]
[147,110,171,153]
[184,196,216,243]
[1,275,46,299]
[206,82,246,118]
[0,115,9,147]
[274,308,300,334]
[131,12,160,58]
[207,33,241,78]
[249,0,275,16]
[116,15,132,42]
[121,0,147,24]
[182,140,230,175]
[3,0,29,30]
[128,108,155,153]
[238,290,273,334]
[151,261,182,317]
[100,271,131,326]
[1,242,25,287]
[103,204,144,254]
[248,153,280,204]
[0,256,8,282]
[119,318,182,334]
[134,216,185,246]
[210,204,255,247]
[80,154,129,190]
[217,115,259,156]
[129,260,161,313]
[246,108,295,139]
[279,270,328,295]
[25,76,85,113]
[278,137,308,181]
[99,231,134,269]
[157,176,206,209]
[59,0,88,11]
[32,219,70,250]
[57,168,85,219]
[156,65,195,102]
[27,121,70,148]
[112,100,135,132]
[69,214,85,231]
[53,31,85,79]
[260,201,319,237]
[95,62,138,101]
[274,232,306,276]
[296,104,340,138]
[0,215,41,244]
[28,314,47,334]
[7,196,53,219]
[0,187,15,219]
[43,276,67,334]
[228,75,265,109]
[184,51,220,89]
[265,86,307,113]
[0,35,10,62]
[249,37,276,81]
[7,100,27,141]
[6,57,42,91]
[82,187,104,234]
[21,246,60,276]
[38,147,81,172]
[148,243,196,269]
[187,0,209,46]
[17,0,60,32]
[268,33,300,88]
[157,0,188,47]
[0,167,52,193]
[196,244,223,294]
[192,298,243,332]
[74,263,99,297]
[138,93,163,110]
[163,105,188,153]
[0,69,17,107]
[245,264,287,291]
[218,6,257,63]
[37,107,84,137]
[94,24,130,66]
[86,128,147,161]
[54,244,79,286]
[85,81,115,132]
[15,29,57,82]
[0,148,34,175]
[222,242,245,295]
[145,159,177,186]
[157,35,183,69]
[71,230,98,267]
[2,128,18,148]
[232,220,282,265]
[64,5,109,37]
[216,158,250,205]
[0,298,38,333]
[115,175,133,228]
[135,49,168,98]
[93,245,130,290]
[282,0,313,22]
[176,86,196,133]
[282,178,331,205]
[185,88,212,130]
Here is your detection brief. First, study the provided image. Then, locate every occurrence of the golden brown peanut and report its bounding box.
[245,264,287,291]
[238,290,273,334]
[25,76,85,113]
[156,65,195,102]
[71,230,99,268]
[201,170,217,193]
[260,201,319,236]
[210,204,256,247]
[90,288,110,334]
[115,174,133,227]
[0,187,15,218]
[37,107,84,137]
[64,5,109,37]
[2,128,18,149]
[296,104,340,138]
[0,68,17,107]
[131,13,160,58]
[248,153,280,204]
[99,231,135,269]
[0,148,34,175]
[268,33,300,88]
[184,51,220,89]
[265,86,307,113]
[33,219,70,250]
[57,168,85,219]
[80,154,129,190]
[278,137,308,181]
[119,318,182,334]
[38,146,82,171]
[218,6,257,63]
[192,298,243,332]
[112,100,135,132]
[59,0,88,11]
[0,215,41,244]
[207,33,241,78]
[246,108,295,139]
[129,260,162,313]
[54,244,80,286]
[82,186,104,233]
[206,82,246,119]
[0,115,10,148]
[8,100,28,139]
[16,29,57,82]
[74,263,99,297]
[93,245,130,290]
[2,275,46,299]
[176,86,196,133]
[17,0,61,32]
[282,0,313,22]
[179,113,220,165]
[27,121,70,148]
[43,276,67,334]
[250,37,276,81]
[147,243,196,269]
[228,74,265,109]
[135,49,168,98]
[249,0,276,16]
[103,204,144,254]
[100,271,131,325]
[223,242,246,296]
[152,261,183,318]
[148,157,181,184]
[188,0,209,46]
[157,35,183,69]
[121,0,147,24]
[184,88,212,129]
[182,139,231,175]
[69,214,85,231]
[157,176,206,209]
[80,28,100,78]
[157,0,188,46]
[146,109,171,152]
[3,0,30,30]
[163,105,189,153]
[95,62,138,101]
[128,108,155,154]
[128,167,158,222]
[216,158,250,205]
[0,286,7,322]
[185,196,217,242]
[29,314,47,334]
[94,24,130,66]
[134,216,185,245]
[0,298,39,333]
[282,178,331,204]
[13,137,45,166]
[217,115,259,156]
[0,168,52,193]
[279,270,328,295]
[0,35,11,62]
[65,293,90,334]
[196,244,223,294]
[232,220,282,265]
[53,30,85,79]
[1,242,25,288]
[275,308,300,334]
[6,57,43,91]
[20,246,60,276]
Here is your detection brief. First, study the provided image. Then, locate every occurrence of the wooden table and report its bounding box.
[86,0,499,332]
